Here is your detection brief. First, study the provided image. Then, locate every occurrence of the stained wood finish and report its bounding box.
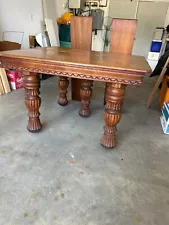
[110,19,137,54]
[71,79,82,101]
[101,83,126,148]
[0,48,150,83]
[58,76,69,106]
[71,16,92,51]
[23,72,42,133]
[0,47,151,148]
[71,16,92,102]
[104,19,137,105]
[79,80,93,117]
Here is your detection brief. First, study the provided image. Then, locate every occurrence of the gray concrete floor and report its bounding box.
[0,76,169,225]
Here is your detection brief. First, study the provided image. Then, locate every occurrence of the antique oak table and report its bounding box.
[0,47,151,148]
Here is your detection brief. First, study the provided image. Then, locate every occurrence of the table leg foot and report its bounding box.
[24,72,42,133]
[101,83,126,148]
[58,76,69,106]
[79,80,93,117]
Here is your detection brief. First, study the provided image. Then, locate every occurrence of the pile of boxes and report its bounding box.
[0,69,23,95]
[0,68,11,95]
[0,41,23,95]
[6,70,23,90]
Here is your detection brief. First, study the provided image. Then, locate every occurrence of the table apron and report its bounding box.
[0,60,144,86]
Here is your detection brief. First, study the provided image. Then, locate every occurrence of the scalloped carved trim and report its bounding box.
[2,64,143,86]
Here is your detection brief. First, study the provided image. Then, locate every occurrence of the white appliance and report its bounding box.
[69,0,86,9]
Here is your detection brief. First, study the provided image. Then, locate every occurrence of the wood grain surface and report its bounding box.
[71,16,93,101]
[110,19,137,55]
[104,19,137,104]
[0,47,150,75]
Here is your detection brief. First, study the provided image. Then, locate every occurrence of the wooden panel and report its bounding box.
[104,19,137,105]
[71,16,92,101]
[71,79,82,101]
[110,19,137,55]
[71,16,92,50]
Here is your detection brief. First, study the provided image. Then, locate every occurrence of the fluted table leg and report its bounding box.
[101,83,126,148]
[23,72,42,133]
[79,80,93,118]
[58,76,69,106]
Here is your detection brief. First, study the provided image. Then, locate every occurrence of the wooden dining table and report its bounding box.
[0,47,151,148]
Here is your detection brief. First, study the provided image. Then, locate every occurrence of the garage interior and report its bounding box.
[0,0,169,225]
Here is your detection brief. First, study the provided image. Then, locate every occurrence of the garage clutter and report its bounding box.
[0,40,23,95]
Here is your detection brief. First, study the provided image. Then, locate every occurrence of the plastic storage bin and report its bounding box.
[60,41,71,48]
[59,24,71,42]
[150,40,162,53]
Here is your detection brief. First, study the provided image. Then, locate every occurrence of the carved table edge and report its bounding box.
[1,64,143,86]
[0,56,147,75]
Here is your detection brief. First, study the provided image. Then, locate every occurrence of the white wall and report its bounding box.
[55,0,67,18]
[1,0,169,50]
[165,7,169,26]
[0,0,43,48]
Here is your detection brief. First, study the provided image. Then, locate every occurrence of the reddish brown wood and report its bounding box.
[0,47,151,148]
[71,16,92,51]
[0,48,151,82]
[79,80,93,117]
[104,19,137,105]
[58,76,69,106]
[101,83,126,148]
[71,16,92,101]
[71,78,82,101]
[110,19,137,55]
[23,72,42,132]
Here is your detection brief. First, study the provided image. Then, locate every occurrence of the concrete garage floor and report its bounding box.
[0,76,169,225]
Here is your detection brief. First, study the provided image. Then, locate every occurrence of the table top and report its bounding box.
[0,47,151,74]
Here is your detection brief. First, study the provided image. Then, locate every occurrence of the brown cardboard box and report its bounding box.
[0,41,21,51]
[0,76,5,95]
[0,41,21,94]
[0,68,11,93]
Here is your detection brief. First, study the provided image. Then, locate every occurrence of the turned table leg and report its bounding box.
[58,76,69,106]
[79,80,93,117]
[101,83,126,148]
[23,72,42,133]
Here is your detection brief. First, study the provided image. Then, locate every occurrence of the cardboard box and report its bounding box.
[6,70,23,90]
[0,76,5,95]
[0,41,21,51]
[147,52,160,61]
[161,102,169,134]
[0,68,11,94]
[0,41,21,93]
